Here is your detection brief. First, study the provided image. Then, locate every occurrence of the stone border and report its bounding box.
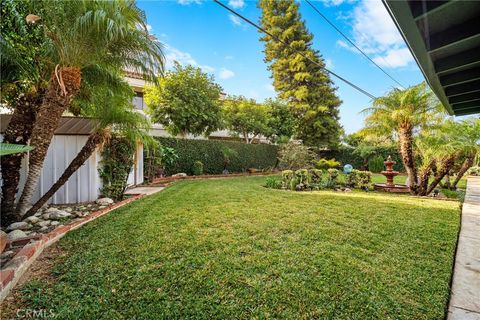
[0,194,144,303]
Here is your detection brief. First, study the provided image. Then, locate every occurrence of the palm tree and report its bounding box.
[24,83,152,217]
[14,0,164,216]
[426,118,480,194]
[361,83,443,194]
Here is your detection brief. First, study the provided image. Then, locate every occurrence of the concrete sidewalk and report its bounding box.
[125,186,165,196]
[448,176,480,320]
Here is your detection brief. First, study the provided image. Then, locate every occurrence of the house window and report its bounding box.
[132,91,144,110]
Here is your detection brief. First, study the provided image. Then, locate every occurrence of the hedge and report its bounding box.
[153,137,279,175]
[318,146,404,172]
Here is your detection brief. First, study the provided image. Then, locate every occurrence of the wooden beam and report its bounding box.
[411,0,451,20]
[435,47,480,74]
[440,67,480,87]
[449,92,480,104]
[445,79,480,97]
[451,99,480,111]
[455,108,480,116]
[427,18,480,53]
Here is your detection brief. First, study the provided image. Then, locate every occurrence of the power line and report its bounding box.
[304,0,405,89]
[213,0,377,100]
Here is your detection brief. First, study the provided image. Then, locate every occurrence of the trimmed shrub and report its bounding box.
[368,155,385,173]
[468,166,480,176]
[153,137,279,175]
[99,137,135,201]
[346,169,373,189]
[309,169,323,183]
[192,161,204,176]
[315,158,340,170]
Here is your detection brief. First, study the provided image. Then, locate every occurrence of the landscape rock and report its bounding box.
[344,188,352,192]
[25,216,41,224]
[6,222,32,231]
[96,198,114,206]
[50,221,60,226]
[41,213,50,220]
[0,231,7,253]
[172,173,187,177]
[0,250,14,260]
[39,226,50,233]
[63,207,73,212]
[49,210,72,220]
[38,220,51,227]
[34,211,42,217]
[45,207,60,213]
[7,230,27,241]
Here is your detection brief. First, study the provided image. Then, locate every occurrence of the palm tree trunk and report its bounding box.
[452,154,475,189]
[16,67,81,217]
[24,130,106,218]
[417,159,435,196]
[0,90,42,226]
[398,125,418,194]
[426,155,456,195]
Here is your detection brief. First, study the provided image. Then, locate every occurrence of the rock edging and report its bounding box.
[0,194,144,302]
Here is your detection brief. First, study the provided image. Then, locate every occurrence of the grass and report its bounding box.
[10,177,459,319]
[370,173,468,189]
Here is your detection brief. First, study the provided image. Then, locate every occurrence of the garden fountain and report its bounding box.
[374,156,409,193]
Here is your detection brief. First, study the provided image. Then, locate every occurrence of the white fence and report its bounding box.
[2,134,143,205]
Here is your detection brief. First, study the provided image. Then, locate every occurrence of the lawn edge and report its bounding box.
[0,193,145,303]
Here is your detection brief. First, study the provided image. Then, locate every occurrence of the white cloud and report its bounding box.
[337,0,414,69]
[325,58,334,69]
[321,0,355,7]
[177,0,202,4]
[372,48,413,68]
[164,44,215,73]
[219,68,235,79]
[228,0,245,9]
[228,14,242,26]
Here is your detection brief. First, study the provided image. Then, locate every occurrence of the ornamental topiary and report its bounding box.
[192,161,204,176]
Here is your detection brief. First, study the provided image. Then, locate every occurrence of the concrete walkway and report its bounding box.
[125,186,165,196]
[448,176,480,320]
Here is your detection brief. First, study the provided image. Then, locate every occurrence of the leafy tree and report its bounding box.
[145,63,222,137]
[25,82,152,217]
[265,98,295,143]
[259,0,342,147]
[4,0,164,218]
[361,83,443,194]
[278,142,315,170]
[222,96,270,144]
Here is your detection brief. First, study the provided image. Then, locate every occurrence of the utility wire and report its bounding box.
[213,0,376,100]
[304,0,405,89]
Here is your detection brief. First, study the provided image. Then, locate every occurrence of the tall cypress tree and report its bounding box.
[258,0,342,147]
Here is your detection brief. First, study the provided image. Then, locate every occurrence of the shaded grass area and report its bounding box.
[370,173,468,190]
[10,177,459,319]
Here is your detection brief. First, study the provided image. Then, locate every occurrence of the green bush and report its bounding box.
[265,177,282,189]
[468,166,480,176]
[192,161,204,176]
[318,146,403,171]
[346,169,373,189]
[99,137,135,201]
[153,137,278,175]
[368,155,384,173]
[315,158,340,170]
[278,142,315,170]
[309,169,323,184]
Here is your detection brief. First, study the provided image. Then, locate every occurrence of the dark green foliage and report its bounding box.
[346,170,373,189]
[315,158,340,170]
[265,176,282,189]
[258,0,342,147]
[144,144,178,182]
[154,137,278,175]
[192,161,204,176]
[98,137,135,201]
[319,146,403,172]
[368,155,385,173]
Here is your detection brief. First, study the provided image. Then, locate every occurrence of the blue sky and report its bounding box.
[137,0,425,133]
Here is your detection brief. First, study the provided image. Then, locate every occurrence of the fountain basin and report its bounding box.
[374,183,410,193]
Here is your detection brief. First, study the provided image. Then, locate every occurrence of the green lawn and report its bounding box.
[11,177,459,319]
[370,173,468,189]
